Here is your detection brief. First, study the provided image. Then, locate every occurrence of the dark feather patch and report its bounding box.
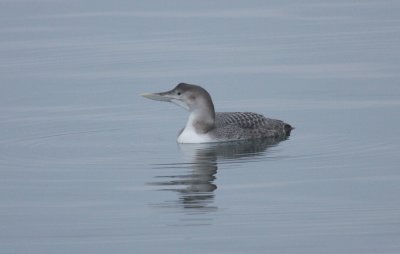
[212,112,291,141]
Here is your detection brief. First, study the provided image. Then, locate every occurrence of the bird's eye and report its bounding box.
[177,92,181,95]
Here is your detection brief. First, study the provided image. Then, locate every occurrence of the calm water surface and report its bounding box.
[1,1,400,253]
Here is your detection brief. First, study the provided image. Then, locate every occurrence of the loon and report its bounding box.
[141,83,293,143]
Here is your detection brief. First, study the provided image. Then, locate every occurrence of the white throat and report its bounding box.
[177,111,213,143]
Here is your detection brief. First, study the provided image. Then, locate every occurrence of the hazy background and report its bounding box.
[1,0,400,253]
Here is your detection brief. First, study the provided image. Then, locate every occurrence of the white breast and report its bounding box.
[177,125,213,143]
[177,112,214,143]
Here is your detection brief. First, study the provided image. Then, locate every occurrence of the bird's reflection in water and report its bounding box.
[149,137,287,217]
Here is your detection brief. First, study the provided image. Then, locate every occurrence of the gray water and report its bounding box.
[1,0,400,253]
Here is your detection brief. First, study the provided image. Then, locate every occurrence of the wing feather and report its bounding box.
[215,112,271,129]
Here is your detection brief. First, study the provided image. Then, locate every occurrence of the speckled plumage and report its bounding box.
[212,112,292,141]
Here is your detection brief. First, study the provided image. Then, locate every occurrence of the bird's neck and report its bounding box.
[186,108,215,134]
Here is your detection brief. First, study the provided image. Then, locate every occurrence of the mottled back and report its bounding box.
[212,112,291,141]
